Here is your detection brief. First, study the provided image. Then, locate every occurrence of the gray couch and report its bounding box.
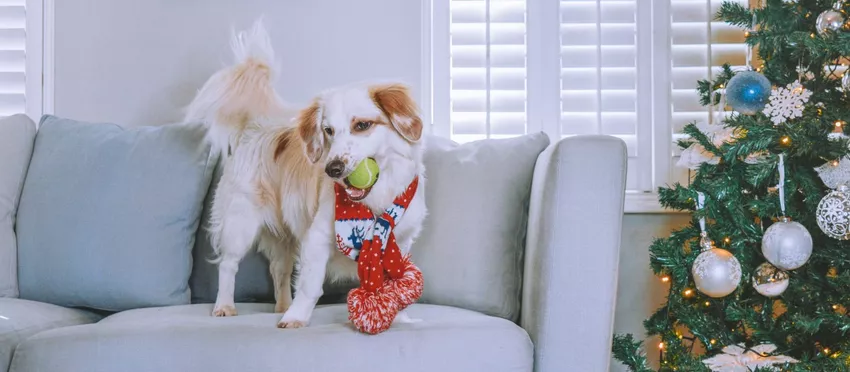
[0,114,627,372]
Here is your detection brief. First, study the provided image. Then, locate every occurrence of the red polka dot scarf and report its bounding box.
[334,176,420,292]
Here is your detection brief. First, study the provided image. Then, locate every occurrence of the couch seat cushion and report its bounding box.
[0,298,101,372]
[10,303,532,372]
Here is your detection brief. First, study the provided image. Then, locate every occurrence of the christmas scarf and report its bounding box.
[334,176,423,334]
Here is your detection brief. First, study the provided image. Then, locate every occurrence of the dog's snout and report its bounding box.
[325,160,346,178]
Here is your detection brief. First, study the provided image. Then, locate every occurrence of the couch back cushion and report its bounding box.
[16,115,216,311]
[414,133,549,320]
[189,133,549,319]
[0,114,37,298]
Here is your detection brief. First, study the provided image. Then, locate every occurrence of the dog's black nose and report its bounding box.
[325,159,345,178]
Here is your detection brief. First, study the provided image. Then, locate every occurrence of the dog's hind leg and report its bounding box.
[259,229,297,313]
[211,193,261,317]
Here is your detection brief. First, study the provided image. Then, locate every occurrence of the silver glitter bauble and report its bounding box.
[692,235,742,298]
[843,73,850,93]
[761,217,813,270]
[752,262,790,297]
[817,184,850,240]
[816,9,845,36]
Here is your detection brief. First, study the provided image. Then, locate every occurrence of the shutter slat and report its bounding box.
[560,0,646,191]
[0,50,24,72]
[0,2,27,117]
[449,0,527,142]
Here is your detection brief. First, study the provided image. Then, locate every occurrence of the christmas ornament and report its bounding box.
[691,193,742,298]
[752,262,790,297]
[335,177,423,334]
[693,237,743,298]
[703,343,799,372]
[762,154,813,270]
[816,157,850,189]
[345,158,380,189]
[816,184,850,240]
[842,73,850,92]
[796,65,815,81]
[762,80,812,125]
[762,217,813,270]
[726,71,772,115]
[676,122,735,169]
[816,9,845,36]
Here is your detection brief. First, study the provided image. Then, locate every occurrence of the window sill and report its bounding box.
[624,193,687,214]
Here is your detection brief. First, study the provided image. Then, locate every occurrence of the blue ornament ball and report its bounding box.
[725,71,772,115]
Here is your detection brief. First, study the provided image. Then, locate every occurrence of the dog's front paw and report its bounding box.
[212,304,238,317]
[277,309,309,329]
[276,319,306,329]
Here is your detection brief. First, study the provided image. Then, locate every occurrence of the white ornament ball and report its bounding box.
[752,262,790,297]
[692,239,742,298]
[761,217,813,270]
[816,9,845,36]
[816,184,850,240]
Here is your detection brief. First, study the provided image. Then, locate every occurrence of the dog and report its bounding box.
[184,20,427,328]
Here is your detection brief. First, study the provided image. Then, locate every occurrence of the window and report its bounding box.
[429,0,748,211]
[0,0,44,121]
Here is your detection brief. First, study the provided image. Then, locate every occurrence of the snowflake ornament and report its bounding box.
[703,343,798,372]
[762,80,812,125]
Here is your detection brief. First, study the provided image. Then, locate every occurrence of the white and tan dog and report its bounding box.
[184,21,426,328]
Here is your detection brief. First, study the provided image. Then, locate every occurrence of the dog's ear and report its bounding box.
[297,99,324,163]
[370,83,423,142]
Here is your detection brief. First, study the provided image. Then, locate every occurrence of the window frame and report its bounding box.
[19,0,51,122]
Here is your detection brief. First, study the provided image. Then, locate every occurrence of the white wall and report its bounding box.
[52,2,685,370]
[53,0,423,126]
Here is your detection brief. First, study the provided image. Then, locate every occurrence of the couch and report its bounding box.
[0,113,627,372]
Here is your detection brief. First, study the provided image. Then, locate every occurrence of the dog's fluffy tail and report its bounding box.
[184,18,288,155]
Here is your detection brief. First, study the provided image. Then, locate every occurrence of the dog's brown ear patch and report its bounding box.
[297,99,324,163]
[370,83,423,142]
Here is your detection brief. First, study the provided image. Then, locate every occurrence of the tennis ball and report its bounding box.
[346,158,380,189]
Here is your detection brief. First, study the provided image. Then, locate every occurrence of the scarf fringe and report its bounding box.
[347,255,424,335]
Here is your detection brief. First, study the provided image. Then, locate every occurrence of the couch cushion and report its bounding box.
[10,303,532,372]
[0,115,36,298]
[16,115,216,311]
[414,133,550,321]
[0,298,101,372]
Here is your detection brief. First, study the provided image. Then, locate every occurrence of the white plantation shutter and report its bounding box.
[560,0,651,191]
[667,0,749,185]
[0,0,41,119]
[444,0,527,143]
[431,0,750,203]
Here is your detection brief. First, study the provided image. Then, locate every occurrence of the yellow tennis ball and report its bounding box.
[346,158,379,189]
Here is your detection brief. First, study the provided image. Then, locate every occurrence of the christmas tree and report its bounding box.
[612,1,850,371]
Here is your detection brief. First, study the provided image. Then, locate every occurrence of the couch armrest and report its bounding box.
[521,135,627,372]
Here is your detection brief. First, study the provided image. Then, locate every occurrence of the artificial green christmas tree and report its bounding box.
[612,0,850,370]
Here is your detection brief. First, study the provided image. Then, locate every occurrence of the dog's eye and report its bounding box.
[323,127,334,136]
[354,121,372,132]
